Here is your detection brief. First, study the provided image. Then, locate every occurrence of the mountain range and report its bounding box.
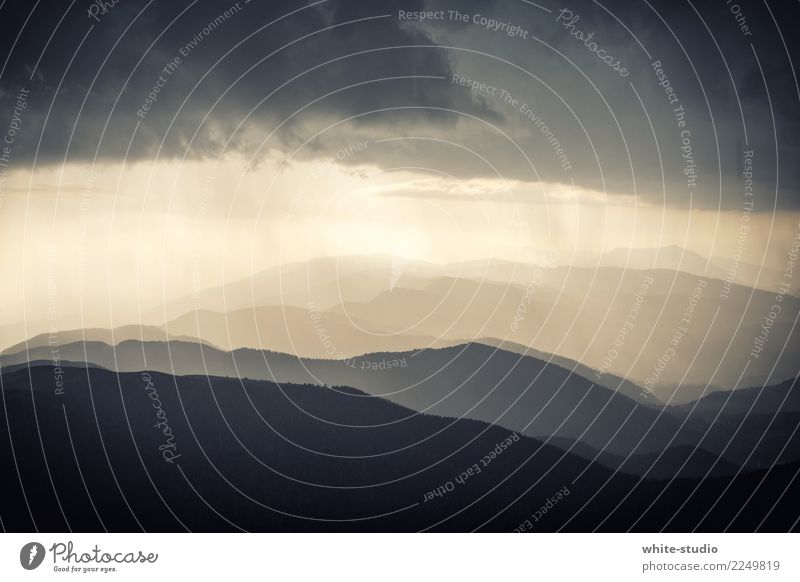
[3,251,798,532]
[2,363,798,532]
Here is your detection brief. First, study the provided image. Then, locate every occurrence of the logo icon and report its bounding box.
[20,542,45,570]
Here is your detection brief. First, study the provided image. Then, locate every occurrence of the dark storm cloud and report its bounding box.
[0,0,499,162]
[410,0,800,211]
[0,0,798,210]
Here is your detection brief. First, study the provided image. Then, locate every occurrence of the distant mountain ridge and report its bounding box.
[154,264,800,394]
[586,245,798,296]
[0,324,212,355]
[10,254,796,394]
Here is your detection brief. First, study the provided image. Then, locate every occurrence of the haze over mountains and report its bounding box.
[584,246,799,296]
[138,253,799,396]
[144,248,800,324]
[0,325,210,355]
[3,250,799,532]
[4,251,799,398]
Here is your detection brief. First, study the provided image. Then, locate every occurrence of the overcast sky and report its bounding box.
[1,0,798,325]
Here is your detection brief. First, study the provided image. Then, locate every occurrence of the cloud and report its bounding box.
[0,0,498,161]
[0,0,797,210]
[360,174,632,206]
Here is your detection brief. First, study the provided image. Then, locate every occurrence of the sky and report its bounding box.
[1,0,799,326]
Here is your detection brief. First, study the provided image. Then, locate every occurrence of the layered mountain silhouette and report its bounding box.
[1,363,798,532]
[443,336,651,404]
[8,254,796,398]
[584,245,798,296]
[584,246,728,280]
[3,252,799,533]
[130,255,800,398]
[546,438,743,480]
[160,305,438,354]
[0,324,211,355]
[4,339,797,470]
[144,254,447,323]
[677,377,800,420]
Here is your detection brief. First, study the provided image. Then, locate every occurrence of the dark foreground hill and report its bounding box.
[5,341,799,470]
[0,365,798,532]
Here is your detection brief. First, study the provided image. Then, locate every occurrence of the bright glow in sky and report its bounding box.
[1,155,797,330]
